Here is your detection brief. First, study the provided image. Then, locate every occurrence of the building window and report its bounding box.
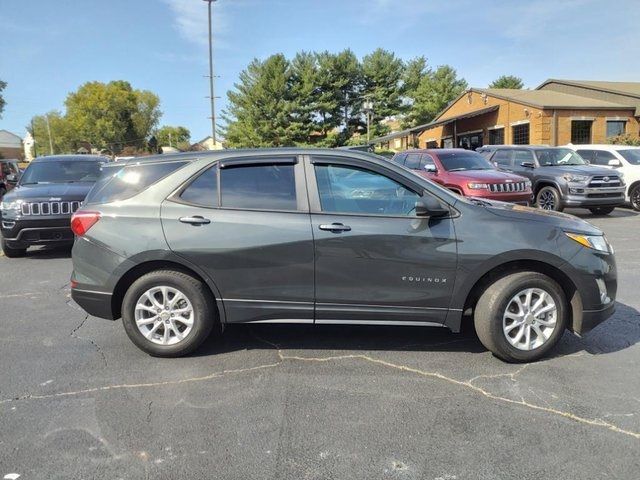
[606,120,626,138]
[512,124,529,145]
[489,128,504,145]
[571,120,592,144]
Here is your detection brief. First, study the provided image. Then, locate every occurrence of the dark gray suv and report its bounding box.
[70,149,617,362]
[477,146,625,214]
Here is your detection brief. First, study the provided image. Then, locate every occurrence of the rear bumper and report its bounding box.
[71,287,115,320]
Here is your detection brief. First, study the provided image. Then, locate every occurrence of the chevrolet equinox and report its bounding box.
[70,149,617,362]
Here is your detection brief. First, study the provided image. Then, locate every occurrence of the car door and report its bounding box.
[161,156,315,324]
[305,155,457,326]
[510,149,536,181]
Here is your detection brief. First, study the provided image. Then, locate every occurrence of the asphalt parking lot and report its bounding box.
[1,208,639,480]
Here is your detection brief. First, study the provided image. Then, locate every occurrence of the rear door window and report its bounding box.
[404,153,422,170]
[392,154,406,165]
[179,166,218,207]
[85,161,187,204]
[220,162,297,211]
[492,150,513,167]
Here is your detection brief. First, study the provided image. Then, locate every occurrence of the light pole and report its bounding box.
[363,100,374,143]
[203,0,217,145]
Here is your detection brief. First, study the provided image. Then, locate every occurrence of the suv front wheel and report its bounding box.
[1,239,27,258]
[536,186,563,212]
[630,184,640,211]
[474,272,568,362]
[122,270,217,357]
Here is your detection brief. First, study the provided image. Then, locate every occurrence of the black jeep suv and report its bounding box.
[477,146,625,214]
[0,155,106,257]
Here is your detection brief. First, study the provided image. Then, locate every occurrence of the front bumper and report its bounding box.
[573,302,616,336]
[468,191,533,205]
[563,185,625,207]
[1,216,74,248]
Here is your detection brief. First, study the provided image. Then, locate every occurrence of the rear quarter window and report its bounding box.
[85,161,187,205]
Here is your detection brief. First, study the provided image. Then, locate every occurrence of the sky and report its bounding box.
[1,0,639,143]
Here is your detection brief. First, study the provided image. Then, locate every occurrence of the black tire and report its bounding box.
[122,270,218,357]
[474,272,568,363]
[630,184,640,212]
[1,238,27,258]
[589,207,615,215]
[535,186,563,212]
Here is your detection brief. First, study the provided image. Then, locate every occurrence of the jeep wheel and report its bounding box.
[122,270,218,357]
[1,239,27,258]
[536,186,563,212]
[630,184,640,212]
[589,207,615,215]
[474,272,568,363]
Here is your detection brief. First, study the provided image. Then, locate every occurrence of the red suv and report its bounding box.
[391,149,532,204]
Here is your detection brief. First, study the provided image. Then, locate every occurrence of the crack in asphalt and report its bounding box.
[1,333,638,441]
[69,314,108,367]
[146,401,153,424]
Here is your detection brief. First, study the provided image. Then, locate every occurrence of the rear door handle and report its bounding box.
[319,223,351,232]
[179,215,211,225]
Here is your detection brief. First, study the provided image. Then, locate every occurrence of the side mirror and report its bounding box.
[424,164,437,174]
[415,197,449,217]
[608,159,622,167]
[521,162,535,168]
[6,174,17,183]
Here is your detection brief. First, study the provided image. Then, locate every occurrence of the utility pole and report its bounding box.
[45,114,54,155]
[31,119,37,158]
[203,0,217,145]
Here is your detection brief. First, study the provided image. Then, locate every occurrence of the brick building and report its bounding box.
[373,79,640,151]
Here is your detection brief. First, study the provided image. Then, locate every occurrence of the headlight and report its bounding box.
[524,180,532,189]
[563,174,588,183]
[0,200,23,213]
[467,183,489,190]
[565,232,611,253]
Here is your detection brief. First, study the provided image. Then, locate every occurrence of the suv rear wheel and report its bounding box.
[589,207,615,215]
[474,272,568,362]
[122,270,217,357]
[536,186,563,212]
[1,239,26,258]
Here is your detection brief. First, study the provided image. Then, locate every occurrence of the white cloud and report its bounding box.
[163,0,230,48]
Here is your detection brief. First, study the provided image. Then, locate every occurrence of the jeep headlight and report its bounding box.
[524,180,532,189]
[467,183,489,190]
[563,174,588,183]
[565,232,611,253]
[0,200,23,213]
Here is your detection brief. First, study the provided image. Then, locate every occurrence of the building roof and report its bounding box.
[370,105,499,144]
[538,79,640,99]
[0,130,22,149]
[470,88,631,110]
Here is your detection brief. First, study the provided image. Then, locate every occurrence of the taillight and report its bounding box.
[71,210,101,236]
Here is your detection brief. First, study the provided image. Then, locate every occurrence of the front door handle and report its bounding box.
[319,223,351,232]
[179,215,211,225]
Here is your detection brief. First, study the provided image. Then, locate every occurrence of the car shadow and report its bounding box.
[567,207,639,219]
[23,245,72,259]
[192,301,640,361]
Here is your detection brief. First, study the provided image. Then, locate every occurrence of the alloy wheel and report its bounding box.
[134,286,194,345]
[538,191,555,210]
[502,288,557,351]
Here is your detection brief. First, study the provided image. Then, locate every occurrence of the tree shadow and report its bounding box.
[193,301,640,361]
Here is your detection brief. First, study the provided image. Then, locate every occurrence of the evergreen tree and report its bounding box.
[489,75,524,89]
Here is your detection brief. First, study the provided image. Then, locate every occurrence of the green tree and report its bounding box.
[224,54,296,147]
[0,80,6,119]
[402,56,430,98]
[405,65,468,126]
[30,111,74,155]
[361,49,405,138]
[156,125,191,149]
[64,80,161,151]
[489,75,524,89]
[289,51,319,144]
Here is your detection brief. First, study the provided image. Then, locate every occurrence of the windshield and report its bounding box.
[619,149,640,165]
[535,148,587,166]
[437,151,495,172]
[19,161,102,185]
